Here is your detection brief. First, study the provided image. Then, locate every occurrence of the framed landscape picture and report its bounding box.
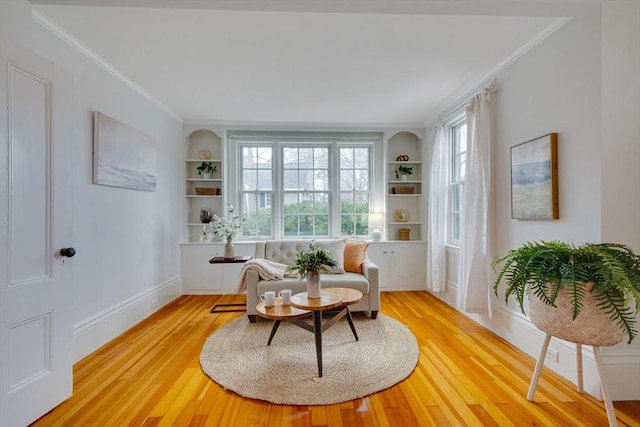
[93,112,156,191]
[510,133,558,220]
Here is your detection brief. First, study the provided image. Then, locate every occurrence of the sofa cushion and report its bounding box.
[344,240,369,273]
[312,238,346,273]
[263,241,311,266]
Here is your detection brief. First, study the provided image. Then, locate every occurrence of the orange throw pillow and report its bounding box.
[344,241,369,273]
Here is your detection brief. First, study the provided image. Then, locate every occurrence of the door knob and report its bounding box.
[60,247,76,258]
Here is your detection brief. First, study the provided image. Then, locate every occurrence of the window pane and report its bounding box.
[283,170,298,190]
[257,170,272,190]
[240,192,272,237]
[256,147,272,167]
[340,192,354,213]
[459,124,467,152]
[314,147,329,168]
[354,170,369,190]
[298,170,311,190]
[354,148,369,169]
[299,148,313,167]
[340,170,354,190]
[242,170,256,190]
[314,170,328,191]
[340,148,353,168]
[452,214,461,241]
[283,147,298,168]
[242,147,257,168]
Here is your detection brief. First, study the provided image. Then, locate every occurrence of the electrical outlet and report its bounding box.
[546,348,559,363]
[150,299,159,310]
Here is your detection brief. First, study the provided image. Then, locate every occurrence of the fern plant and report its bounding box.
[492,241,640,343]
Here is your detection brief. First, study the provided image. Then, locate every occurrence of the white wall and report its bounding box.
[1,0,184,361]
[431,3,640,400]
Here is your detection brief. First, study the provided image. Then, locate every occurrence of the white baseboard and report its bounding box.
[72,275,182,362]
[428,285,640,401]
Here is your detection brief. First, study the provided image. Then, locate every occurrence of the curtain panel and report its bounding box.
[427,123,448,292]
[459,82,498,314]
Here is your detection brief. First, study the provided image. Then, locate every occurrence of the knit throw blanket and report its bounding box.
[234,258,297,294]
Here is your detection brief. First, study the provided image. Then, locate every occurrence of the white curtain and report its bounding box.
[459,82,497,313]
[427,123,448,292]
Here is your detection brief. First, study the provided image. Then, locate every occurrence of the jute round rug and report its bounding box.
[200,313,419,405]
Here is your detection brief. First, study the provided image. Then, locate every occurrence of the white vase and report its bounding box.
[306,270,321,298]
[400,175,408,181]
[224,237,235,259]
[203,173,210,180]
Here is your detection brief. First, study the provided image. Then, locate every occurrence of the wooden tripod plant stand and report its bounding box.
[526,290,625,427]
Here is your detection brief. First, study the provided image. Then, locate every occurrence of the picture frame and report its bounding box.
[93,112,156,191]
[510,133,558,220]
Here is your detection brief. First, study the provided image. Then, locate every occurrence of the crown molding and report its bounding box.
[31,8,183,123]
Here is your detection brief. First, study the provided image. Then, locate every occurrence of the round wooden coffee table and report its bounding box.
[290,288,363,377]
[256,297,311,345]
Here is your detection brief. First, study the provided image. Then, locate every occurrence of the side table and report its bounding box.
[208,255,252,313]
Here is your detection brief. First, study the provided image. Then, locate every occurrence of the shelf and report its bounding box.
[388,161,422,165]
[186,158,222,162]
[186,195,223,198]
[388,221,421,225]
[388,180,421,184]
[388,194,421,197]
[187,178,222,182]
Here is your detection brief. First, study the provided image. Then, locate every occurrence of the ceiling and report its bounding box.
[30,1,595,125]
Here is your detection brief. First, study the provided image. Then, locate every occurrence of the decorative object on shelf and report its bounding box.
[492,241,640,426]
[395,209,410,222]
[200,223,215,243]
[198,149,212,160]
[510,133,558,220]
[399,228,411,241]
[211,204,242,255]
[368,213,384,242]
[396,155,410,161]
[196,162,217,179]
[394,165,413,181]
[391,186,415,194]
[285,244,338,299]
[195,187,218,195]
[200,208,212,223]
[224,237,235,259]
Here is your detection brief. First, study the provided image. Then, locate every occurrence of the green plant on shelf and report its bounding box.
[196,162,217,176]
[394,165,413,179]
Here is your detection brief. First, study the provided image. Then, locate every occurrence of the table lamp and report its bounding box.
[369,213,384,242]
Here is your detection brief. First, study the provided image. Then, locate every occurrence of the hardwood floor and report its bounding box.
[31,292,640,427]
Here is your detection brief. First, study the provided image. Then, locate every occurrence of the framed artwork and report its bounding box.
[511,133,558,220]
[93,112,156,191]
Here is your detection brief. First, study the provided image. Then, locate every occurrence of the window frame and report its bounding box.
[230,133,380,240]
[448,116,467,246]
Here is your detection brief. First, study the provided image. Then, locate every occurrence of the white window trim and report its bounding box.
[228,132,381,240]
[447,114,467,247]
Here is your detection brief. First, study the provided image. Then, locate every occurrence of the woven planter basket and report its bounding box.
[528,284,624,346]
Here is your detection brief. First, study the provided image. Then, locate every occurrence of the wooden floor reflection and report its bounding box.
[31,292,640,426]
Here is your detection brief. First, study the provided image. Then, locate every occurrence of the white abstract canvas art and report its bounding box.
[93,112,156,191]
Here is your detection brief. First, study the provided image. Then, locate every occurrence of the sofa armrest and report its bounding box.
[245,269,260,315]
[362,260,380,310]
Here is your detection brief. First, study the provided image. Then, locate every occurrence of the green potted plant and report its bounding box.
[394,165,413,180]
[286,244,338,298]
[196,162,217,179]
[492,241,640,344]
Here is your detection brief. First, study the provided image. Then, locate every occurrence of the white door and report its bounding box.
[0,38,74,426]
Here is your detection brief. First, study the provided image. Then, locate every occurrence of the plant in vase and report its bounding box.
[394,165,413,180]
[286,244,338,298]
[492,241,640,344]
[196,162,217,179]
[211,204,242,259]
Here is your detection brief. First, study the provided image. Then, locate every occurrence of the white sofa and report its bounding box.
[245,240,380,323]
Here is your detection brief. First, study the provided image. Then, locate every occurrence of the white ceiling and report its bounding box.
[30,1,594,125]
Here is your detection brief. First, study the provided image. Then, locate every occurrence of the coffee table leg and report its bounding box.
[345,307,359,341]
[313,311,323,377]
[267,320,281,345]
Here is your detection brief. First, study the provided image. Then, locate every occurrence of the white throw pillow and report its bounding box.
[312,239,346,274]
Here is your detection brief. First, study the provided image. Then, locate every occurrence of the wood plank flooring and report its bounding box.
[31,292,640,426]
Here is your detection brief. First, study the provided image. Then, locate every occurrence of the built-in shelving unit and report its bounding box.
[185,129,223,242]
[386,131,423,241]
